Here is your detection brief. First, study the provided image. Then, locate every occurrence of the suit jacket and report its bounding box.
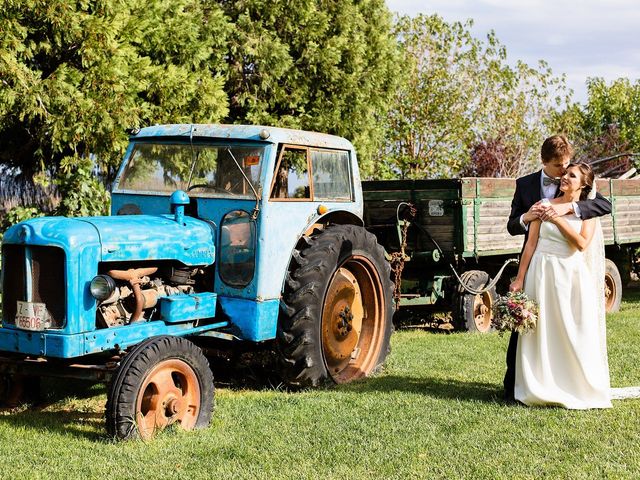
[507,170,612,240]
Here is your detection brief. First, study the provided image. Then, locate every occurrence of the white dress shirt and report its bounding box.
[540,170,559,200]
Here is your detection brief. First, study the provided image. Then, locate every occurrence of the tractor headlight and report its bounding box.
[90,274,116,301]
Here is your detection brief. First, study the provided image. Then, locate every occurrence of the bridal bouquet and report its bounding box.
[492,291,538,336]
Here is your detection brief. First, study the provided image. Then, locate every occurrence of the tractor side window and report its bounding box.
[270,147,310,200]
[219,210,256,288]
[311,149,352,201]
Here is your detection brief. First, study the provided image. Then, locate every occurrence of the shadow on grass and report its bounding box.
[343,374,504,403]
[0,409,106,441]
[0,379,108,441]
[622,281,640,304]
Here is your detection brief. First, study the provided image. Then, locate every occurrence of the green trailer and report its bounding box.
[362,177,640,332]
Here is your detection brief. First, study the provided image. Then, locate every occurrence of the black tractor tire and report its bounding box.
[106,336,214,440]
[277,224,394,388]
[455,270,496,333]
[604,259,622,313]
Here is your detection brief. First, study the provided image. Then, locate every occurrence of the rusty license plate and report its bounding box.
[15,301,50,331]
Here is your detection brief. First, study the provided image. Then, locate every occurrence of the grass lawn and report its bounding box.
[1,288,640,479]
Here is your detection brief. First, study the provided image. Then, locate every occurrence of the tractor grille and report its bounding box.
[2,245,66,328]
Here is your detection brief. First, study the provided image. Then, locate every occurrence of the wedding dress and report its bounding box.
[514,214,612,409]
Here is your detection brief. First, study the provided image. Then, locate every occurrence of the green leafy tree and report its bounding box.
[0,0,230,209]
[551,78,640,176]
[581,77,640,151]
[54,156,110,217]
[381,14,570,179]
[553,77,640,178]
[0,205,44,257]
[220,0,400,176]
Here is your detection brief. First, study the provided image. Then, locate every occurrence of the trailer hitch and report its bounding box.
[450,258,519,295]
[390,203,417,309]
[394,201,518,297]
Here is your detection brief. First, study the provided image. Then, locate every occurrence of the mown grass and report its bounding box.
[1,288,640,479]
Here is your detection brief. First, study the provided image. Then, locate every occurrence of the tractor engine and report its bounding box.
[93,265,206,328]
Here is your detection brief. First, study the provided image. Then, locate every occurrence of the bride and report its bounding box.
[509,162,611,409]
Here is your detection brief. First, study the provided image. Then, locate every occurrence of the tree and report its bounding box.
[0,0,230,213]
[380,14,570,179]
[460,132,531,178]
[219,0,400,177]
[551,77,640,177]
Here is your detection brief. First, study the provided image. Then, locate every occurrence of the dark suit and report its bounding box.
[503,170,612,398]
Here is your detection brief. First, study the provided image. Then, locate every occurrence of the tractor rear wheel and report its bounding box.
[106,336,214,440]
[277,224,394,388]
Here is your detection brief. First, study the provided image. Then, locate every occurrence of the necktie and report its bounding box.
[543,176,560,186]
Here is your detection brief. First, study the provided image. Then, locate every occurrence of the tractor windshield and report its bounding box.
[117,142,264,198]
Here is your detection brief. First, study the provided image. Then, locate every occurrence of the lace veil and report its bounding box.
[582,182,609,375]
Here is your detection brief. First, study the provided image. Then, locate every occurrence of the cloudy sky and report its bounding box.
[385,0,640,103]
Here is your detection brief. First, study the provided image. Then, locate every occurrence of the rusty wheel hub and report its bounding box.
[322,268,363,374]
[136,359,200,439]
[337,306,354,337]
[321,256,385,383]
[604,274,615,310]
[473,292,492,332]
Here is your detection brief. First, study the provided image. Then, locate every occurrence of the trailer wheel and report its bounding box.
[605,259,622,313]
[106,336,214,440]
[456,270,496,333]
[277,224,394,388]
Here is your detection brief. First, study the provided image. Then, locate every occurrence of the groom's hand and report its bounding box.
[540,202,573,222]
[523,201,545,224]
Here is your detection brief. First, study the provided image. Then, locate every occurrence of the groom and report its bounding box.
[503,134,612,401]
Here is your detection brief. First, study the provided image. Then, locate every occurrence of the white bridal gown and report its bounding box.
[515,215,612,409]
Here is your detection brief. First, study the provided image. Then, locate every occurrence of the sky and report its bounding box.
[385,0,640,104]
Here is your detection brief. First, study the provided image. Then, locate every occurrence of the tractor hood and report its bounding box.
[3,215,215,265]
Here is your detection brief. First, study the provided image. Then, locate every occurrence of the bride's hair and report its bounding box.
[568,162,595,201]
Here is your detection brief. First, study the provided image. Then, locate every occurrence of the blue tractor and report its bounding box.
[0,124,393,439]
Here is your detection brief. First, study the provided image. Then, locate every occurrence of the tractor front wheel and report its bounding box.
[106,336,214,440]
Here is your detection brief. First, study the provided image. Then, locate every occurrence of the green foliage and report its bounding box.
[0,0,401,200]
[0,204,43,258]
[53,156,110,217]
[0,0,230,184]
[220,0,400,177]
[0,204,44,253]
[1,205,43,230]
[381,15,571,179]
[583,77,640,150]
[552,78,640,175]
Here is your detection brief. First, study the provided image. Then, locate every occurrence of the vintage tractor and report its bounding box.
[0,124,394,439]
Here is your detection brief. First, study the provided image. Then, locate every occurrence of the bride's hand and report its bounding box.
[509,278,523,292]
[541,202,572,222]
